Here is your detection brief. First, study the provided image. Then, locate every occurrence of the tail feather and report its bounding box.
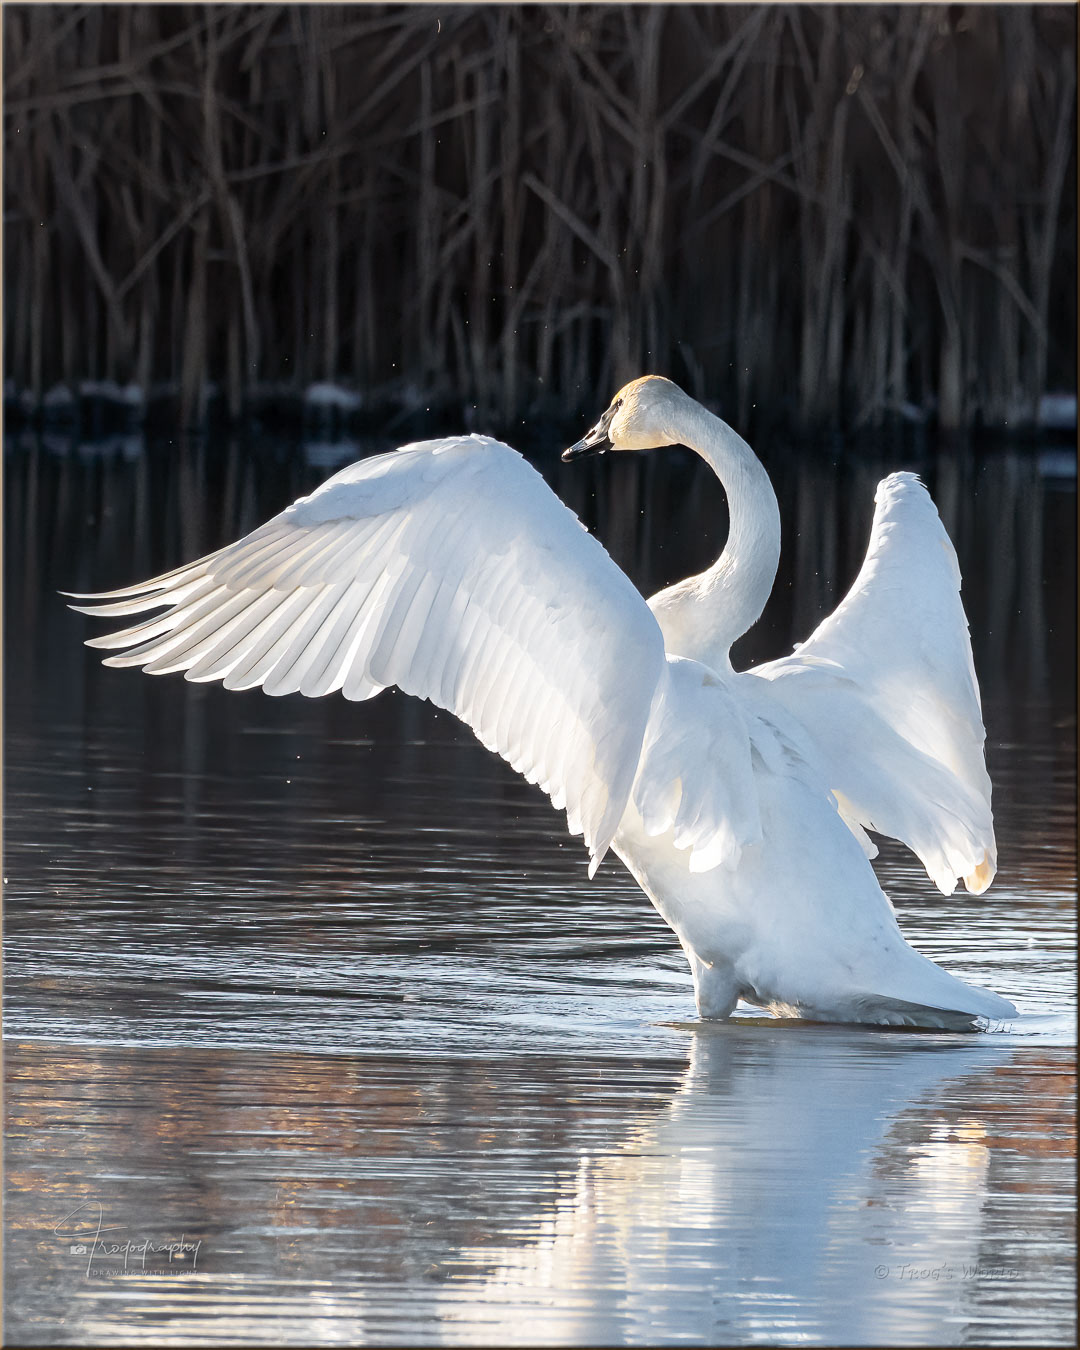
[848,913,1018,1029]
[847,961,1016,1029]
[848,992,1013,1030]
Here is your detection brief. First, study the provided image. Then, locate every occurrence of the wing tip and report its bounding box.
[876,469,924,500]
[587,839,617,880]
[963,853,996,895]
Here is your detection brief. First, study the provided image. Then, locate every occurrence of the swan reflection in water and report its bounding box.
[424,1029,1041,1346]
[70,376,1015,1028]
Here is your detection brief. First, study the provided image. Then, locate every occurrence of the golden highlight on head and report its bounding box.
[609,374,677,409]
[613,374,670,400]
[604,374,684,450]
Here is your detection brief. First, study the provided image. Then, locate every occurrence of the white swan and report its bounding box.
[68,375,1015,1029]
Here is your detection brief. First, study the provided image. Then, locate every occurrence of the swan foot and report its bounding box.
[688,952,740,1021]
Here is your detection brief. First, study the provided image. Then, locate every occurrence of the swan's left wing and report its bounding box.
[751,472,995,896]
[67,436,668,874]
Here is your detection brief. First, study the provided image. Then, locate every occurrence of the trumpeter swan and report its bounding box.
[68,375,1015,1029]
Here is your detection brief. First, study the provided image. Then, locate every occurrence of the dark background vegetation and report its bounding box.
[3,3,1076,435]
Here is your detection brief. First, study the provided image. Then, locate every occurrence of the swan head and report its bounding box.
[563,375,686,460]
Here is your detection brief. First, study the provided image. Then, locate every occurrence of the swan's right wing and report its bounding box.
[67,436,668,873]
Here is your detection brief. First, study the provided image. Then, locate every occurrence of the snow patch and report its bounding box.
[1037,392,1077,431]
[305,382,362,412]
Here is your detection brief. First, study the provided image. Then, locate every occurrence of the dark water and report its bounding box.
[4,428,1076,1346]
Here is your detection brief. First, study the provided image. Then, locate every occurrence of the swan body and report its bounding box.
[69,375,1015,1029]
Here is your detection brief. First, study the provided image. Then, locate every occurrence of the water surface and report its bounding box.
[4,430,1076,1345]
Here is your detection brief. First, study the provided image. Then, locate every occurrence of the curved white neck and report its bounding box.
[647,394,781,672]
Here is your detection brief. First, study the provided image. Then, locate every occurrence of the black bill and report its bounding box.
[562,409,614,461]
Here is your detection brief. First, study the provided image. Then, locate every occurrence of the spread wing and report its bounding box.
[67,436,668,873]
[751,472,995,896]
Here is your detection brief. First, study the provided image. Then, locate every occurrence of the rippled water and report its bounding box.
[4,430,1076,1345]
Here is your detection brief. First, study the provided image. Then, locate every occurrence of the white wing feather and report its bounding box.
[631,657,763,874]
[751,472,995,895]
[70,436,679,873]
